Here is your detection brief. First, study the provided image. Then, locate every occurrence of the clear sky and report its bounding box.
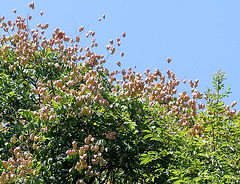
[1,0,240,109]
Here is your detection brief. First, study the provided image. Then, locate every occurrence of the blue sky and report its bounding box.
[1,0,240,109]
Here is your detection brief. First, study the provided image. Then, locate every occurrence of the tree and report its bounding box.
[0,2,239,184]
[141,70,240,183]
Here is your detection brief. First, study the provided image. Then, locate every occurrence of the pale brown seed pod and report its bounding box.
[116,61,121,67]
[76,36,80,42]
[79,26,84,32]
[231,101,237,108]
[167,58,171,63]
[29,2,34,9]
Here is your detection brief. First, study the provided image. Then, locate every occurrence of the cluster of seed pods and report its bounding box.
[66,135,106,183]
[1,2,238,141]
[0,134,40,184]
[106,132,116,140]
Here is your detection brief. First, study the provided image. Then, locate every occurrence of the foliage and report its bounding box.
[0,2,239,184]
[141,70,240,183]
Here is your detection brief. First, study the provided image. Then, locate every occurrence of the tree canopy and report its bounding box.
[0,2,239,184]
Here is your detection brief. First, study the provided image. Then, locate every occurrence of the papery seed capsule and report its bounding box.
[33,169,38,176]
[167,58,172,63]
[32,143,37,149]
[19,135,24,141]
[94,145,99,151]
[0,49,3,56]
[29,2,34,9]
[9,65,14,72]
[10,137,16,144]
[231,101,237,108]
[84,138,89,144]
[2,161,8,169]
[20,170,26,177]
[116,61,121,67]
[72,141,77,149]
[79,26,84,32]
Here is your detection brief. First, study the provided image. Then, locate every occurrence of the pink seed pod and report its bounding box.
[167,58,172,63]
[84,145,89,151]
[29,2,34,9]
[76,36,80,42]
[2,161,8,169]
[72,141,77,149]
[9,65,14,72]
[106,45,110,50]
[19,135,24,141]
[33,169,39,176]
[10,137,16,144]
[231,101,237,108]
[122,32,126,37]
[79,26,84,32]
